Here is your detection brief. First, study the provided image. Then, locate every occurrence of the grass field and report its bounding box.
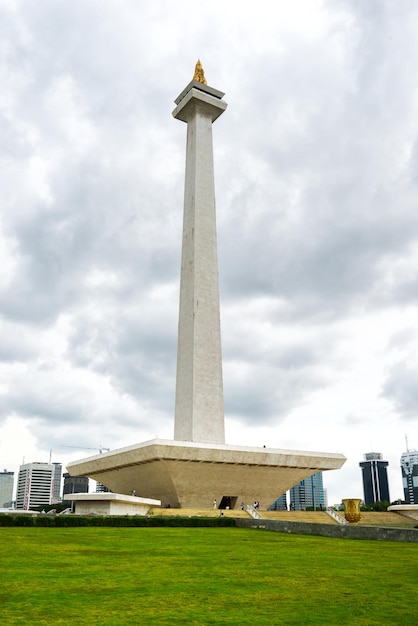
[2,526,417,625]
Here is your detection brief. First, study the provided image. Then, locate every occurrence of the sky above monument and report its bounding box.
[1,0,418,505]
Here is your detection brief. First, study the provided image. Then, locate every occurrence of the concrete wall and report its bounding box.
[74,501,154,516]
[235,518,418,543]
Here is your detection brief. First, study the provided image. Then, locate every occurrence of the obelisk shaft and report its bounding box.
[172,80,227,444]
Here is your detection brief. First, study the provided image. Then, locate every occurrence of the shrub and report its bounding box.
[0,514,236,528]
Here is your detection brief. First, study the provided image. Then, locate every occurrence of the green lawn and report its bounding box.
[2,527,417,625]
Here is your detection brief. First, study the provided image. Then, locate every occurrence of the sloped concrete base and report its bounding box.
[67,439,346,509]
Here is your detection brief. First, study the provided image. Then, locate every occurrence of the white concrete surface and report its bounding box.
[388,504,418,520]
[66,492,161,516]
[67,439,346,509]
[173,85,227,445]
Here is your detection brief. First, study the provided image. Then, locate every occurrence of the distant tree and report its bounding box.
[360,501,390,512]
[32,503,69,514]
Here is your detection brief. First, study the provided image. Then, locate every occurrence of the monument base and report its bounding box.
[67,439,346,510]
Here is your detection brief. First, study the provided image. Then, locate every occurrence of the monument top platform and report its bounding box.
[67,438,346,470]
[174,79,225,105]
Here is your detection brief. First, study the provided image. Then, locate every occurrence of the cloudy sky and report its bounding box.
[1,0,418,505]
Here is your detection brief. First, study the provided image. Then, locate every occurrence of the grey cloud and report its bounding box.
[0,360,157,453]
[342,412,369,427]
[1,138,182,325]
[224,361,325,424]
[0,322,39,363]
[64,297,178,410]
[387,329,418,352]
[382,360,418,419]
[214,1,418,320]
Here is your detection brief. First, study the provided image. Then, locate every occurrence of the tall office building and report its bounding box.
[16,462,54,510]
[359,452,390,505]
[0,470,14,508]
[52,462,62,503]
[289,472,327,510]
[400,449,418,504]
[268,493,287,510]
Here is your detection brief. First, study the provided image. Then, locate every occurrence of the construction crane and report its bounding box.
[60,446,110,454]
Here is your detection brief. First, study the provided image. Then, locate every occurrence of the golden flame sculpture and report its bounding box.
[193,59,207,85]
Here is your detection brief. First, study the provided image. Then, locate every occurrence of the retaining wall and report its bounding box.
[235,518,418,542]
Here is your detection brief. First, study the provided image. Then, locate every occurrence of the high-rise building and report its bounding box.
[289,472,327,510]
[52,462,62,503]
[269,493,287,510]
[0,470,14,508]
[16,462,54,510]
[95,482,111,493]
[400,449,418,504]
[359,452,390,505]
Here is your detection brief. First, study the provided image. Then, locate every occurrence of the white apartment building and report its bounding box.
[16,462,55,510]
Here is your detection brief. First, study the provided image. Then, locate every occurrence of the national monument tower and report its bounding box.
[67,63,346,510]
[174,60,225,445]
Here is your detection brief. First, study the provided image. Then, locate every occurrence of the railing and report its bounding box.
[246,504,261,519]
[326,506,348,525]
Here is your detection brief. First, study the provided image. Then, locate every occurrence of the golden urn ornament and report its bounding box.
[342,498,362,523]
